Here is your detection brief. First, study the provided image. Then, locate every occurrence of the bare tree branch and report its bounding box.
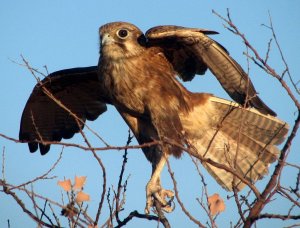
[166,159,206,228]
[1,180,59,228]
[212,9,300,227]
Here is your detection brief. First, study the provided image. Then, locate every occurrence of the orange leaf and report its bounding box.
[76,191,90,202]
[208,193,225,216]
[88,225,98,228]
[57,179,72,192]
[74,176,87,190]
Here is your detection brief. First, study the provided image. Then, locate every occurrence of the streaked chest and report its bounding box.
[99,57,147,113]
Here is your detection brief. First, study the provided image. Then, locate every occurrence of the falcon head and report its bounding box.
[99,22,147,60]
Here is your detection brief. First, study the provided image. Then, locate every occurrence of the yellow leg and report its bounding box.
[145,154,174,214]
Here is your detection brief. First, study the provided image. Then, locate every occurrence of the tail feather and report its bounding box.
[190,130,275,190]
[210,97,288,145]
[181,95,288,191]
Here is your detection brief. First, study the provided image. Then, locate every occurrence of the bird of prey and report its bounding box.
[19,22,288,213]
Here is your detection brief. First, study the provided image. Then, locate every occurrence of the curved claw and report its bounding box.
[145,181,175,214]
[160,189,175,213]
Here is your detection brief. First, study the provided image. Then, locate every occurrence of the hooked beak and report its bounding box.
[101,33,114,46]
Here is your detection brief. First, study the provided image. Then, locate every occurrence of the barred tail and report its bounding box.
[181,95,288,191]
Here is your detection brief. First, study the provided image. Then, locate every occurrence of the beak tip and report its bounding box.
[101,33,113,46]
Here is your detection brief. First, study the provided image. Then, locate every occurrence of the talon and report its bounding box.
[144,155,175,214]
[145,180,175,214]
[159,189,175,213]
[145,180,164,214]
[160,189,174,199]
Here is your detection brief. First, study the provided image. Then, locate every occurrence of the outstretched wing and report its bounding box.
[19,66,108,155]
[145,25,276,116]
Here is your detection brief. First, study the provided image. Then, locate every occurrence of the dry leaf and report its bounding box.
[88,225,98,228]
[57,179,72,192]
[74,176,87,190]
[76,191,90,202]
[208,193,225,216]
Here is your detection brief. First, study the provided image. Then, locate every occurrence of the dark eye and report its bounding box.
[117,29,128,38]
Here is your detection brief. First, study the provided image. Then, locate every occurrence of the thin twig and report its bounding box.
[2,147,5,181]
[75,118,106,226]
[166,159,206,227]
[212,9,300,227]
[255,213,300,221]
[20,55,110,147]
[39,200,48,222]
[233,186,246,223]
[1,180,59,228]
[190,156,216,227]
[153,199,171,228]
[116,130,133,224]
[9,151,63,191]
[37,201,56,227]
[114,210,163,228]
[277,187,300,208]
[29,184,40,226]
[107,188,114,227]
[48,203,61,227]
[0,132,160,153]
[212,9,300,109]
[264,38,273,64]
[165,137,261,198]
[265,11,299,94]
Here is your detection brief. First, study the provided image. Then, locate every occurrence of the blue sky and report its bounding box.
[1,1,299,227]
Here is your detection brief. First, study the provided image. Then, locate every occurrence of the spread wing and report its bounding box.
[19,66,108,155]
[145,25,276,116]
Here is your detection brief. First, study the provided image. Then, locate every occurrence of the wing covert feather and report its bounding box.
[19,66,108,154]
[146,26,218,81]
[146,25,276,116]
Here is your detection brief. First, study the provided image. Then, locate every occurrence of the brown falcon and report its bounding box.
[19,22,288,213]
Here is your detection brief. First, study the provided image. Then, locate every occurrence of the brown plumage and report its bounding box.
[19,22,288,213]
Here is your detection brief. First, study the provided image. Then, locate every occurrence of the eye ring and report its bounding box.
[117,29,129,38]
